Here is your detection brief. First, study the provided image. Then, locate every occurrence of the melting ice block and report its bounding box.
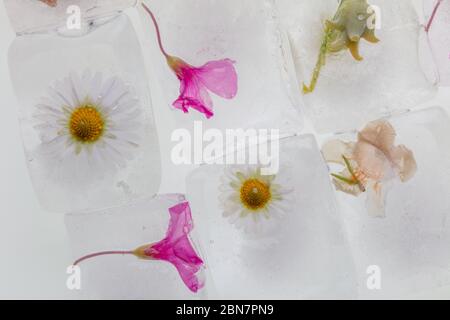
[8,14,161,213]
[138,0,303,134]
[424,0,450,86]
[324,107,450,299]
[65,194,208,299]
[276,0,436,133]
[186,135,356,299]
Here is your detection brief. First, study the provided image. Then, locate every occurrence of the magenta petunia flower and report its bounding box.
[133,202,205,292]
[141,2,238,118]
[74,202,205,293]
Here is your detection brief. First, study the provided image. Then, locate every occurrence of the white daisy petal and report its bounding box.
[34,113,61,123]
[36,103,64,116]
[69,71,86,106]
[96,76,117,105]
[107,98,139,116]
[82,69,91,83]
[101,81,128,109]
[108,130,140,144]
[39,134,67,155]
[110,119,142,130]
[47,85,71,109]
[88,72,103,103]
[111,107,142,122]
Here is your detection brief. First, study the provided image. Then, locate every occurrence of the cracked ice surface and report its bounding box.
[65,194,208,299]
[276,0,436,133]
[186,135,356,299]
[326,107,450,299]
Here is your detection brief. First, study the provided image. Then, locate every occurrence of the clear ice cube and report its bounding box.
[138,0,304,134]
[65,194,208,299]
[325,107,450,299]
[8,14,161,213]
[276,0,437,133]
[186,135,356,299]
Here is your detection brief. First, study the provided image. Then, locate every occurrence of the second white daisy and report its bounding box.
[219,166,292,232]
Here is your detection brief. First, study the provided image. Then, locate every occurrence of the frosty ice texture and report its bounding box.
[65,194,208,299]
[186,135,356,299]
[139,0,303,134]
[276,0,436,133]
[328,107,450,299]
[9,15,161,212]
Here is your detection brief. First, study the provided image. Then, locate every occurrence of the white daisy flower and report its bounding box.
[219,166,292,233]
[33,70,142,173]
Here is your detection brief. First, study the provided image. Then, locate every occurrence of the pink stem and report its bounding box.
[73,250,134,266]
[425,0,443,33]
[141,2,170,58]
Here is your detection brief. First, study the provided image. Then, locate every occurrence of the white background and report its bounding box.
[0,3,449,299]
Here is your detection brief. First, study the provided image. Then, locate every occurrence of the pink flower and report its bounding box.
[134,202,205,292]
[167,56,238,119]
[141,3,238,118]
[73,202,205,293]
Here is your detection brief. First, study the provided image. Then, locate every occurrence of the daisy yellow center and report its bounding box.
[240,179,272,211]
[69,106,104,143]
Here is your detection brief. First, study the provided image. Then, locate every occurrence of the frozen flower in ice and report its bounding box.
[322,120,417,217]
[74,202,205,293]
[33,71,142,171]
[166,56,238,119]
[219,166,292,232]
[39,0,57,7]
[303,0,379,94]
[141,2,238,118]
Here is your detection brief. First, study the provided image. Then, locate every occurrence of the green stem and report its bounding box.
[303,0,347,94]
[303,24,333,94]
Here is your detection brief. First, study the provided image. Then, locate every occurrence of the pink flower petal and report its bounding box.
[172,69,214,118]
[145,202,205,293]
[196,59,238,99]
